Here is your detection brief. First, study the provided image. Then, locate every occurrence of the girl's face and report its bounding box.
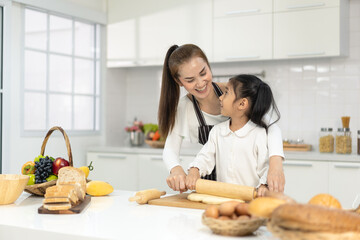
[177,57,212,99]
[219,82,237,117]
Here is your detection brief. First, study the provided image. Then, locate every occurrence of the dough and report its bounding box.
[187,193,244,204]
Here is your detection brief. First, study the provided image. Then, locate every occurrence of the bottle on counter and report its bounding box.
[357,130,360,155]
[336,128,352,154]
[319,128,334,153]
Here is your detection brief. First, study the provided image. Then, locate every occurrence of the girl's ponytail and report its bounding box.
[158,45,180,138]
[250,82,280,131]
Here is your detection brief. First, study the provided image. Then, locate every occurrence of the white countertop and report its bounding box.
[0,191,275,240]
[88,145,360,162]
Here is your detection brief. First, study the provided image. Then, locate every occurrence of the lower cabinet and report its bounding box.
[329,162,360,209]
[283,160,328,204]
[86,152,138,191]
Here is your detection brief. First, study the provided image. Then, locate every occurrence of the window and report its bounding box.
[23,8,100,133]
[0,6,3,173]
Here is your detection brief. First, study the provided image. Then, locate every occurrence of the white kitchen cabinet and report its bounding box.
[107,0,212,67]
[213,0,272,62]
[273,1,348,59]
[87,152,138,191]
[274,0,339,12]
[328,162,360,209]
[283,160,328,203]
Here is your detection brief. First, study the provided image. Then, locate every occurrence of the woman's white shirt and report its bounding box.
[189,119,268,187]
[162,95,284,172]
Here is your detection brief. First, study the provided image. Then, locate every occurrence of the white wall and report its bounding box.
[106,0,360,152]
[2,1,107,173]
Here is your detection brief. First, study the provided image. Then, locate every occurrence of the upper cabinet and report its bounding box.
[213,0,272,62]
[107,0,349,67]
[273,0,349,59]
[107,0,212,67]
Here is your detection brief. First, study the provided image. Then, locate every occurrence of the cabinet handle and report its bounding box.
[225,55,260,60]
[98,155,126,160]
[283,162,312,167]
[287,3,325,10]
[226,9,260,15]
[150,157,163,161]
[334,164,360,169]
[287,52,325,57]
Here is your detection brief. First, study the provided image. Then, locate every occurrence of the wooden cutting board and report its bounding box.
[283,143,312,152]
[148,193,207,209]
[38,195,91,214]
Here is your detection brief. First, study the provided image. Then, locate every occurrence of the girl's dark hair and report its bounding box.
[158,44,211,138]
[229,74,280,131]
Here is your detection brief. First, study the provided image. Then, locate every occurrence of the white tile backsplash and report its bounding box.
[106,0,360,152]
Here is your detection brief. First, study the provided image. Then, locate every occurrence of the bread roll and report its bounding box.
[271,203,360,233]
[248,197,286,218]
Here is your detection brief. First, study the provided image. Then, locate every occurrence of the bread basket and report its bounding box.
[145,140,165,148]
[267,220,360,240]
[202,213,266,236]
[24,126,73,196]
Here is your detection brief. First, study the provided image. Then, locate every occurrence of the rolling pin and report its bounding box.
[129,189,166,204]
[195,179,257,201]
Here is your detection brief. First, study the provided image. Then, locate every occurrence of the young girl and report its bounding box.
[186,74,280,196]
[159,44,285,193]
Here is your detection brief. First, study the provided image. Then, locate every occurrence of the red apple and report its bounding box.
[52,157,70,175]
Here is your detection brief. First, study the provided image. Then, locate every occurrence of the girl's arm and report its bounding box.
[186,128,217,190]
[256,131,270,197]
[267,122,285,192]
[163,130,187,193]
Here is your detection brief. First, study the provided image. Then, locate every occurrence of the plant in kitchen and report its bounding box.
[125,118,144,133]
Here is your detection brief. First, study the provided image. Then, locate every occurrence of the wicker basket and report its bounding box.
[145,140,165,148]
[267,220,360,240]
[202,213,266,236]
[24,126,73,196]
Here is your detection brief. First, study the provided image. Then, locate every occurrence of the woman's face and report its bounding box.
[177,57,212,99]
[219,82,237,117]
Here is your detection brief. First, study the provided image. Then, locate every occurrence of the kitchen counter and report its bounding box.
[0,191,275,240]
[89,145,360,162]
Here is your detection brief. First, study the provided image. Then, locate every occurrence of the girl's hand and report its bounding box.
[267,156,285,192]
[185,167,200,191]
[166,165,188,193]
[257,184,269,197]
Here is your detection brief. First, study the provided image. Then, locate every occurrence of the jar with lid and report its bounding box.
[319,128,334,153]
[357,130,360,155]
[336,128,352,154]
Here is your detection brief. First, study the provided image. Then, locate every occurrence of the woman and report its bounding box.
[158,44,285,193]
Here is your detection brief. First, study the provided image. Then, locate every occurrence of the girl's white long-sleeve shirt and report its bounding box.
[188,119,268,187]
[162,96,284,172]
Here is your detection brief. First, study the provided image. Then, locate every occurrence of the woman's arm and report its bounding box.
[267,122,285,192]
[163,130,188,193]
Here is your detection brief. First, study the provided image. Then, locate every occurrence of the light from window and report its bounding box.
[23,8,100,133]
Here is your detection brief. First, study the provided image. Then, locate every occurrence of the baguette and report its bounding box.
[271,203,360,233]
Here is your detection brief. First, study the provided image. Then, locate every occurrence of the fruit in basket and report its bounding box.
[27,174,36,185]
[21,161,36,175]
[86,181,114,196]
[52,157,70,175]
[46,174,58,182]
[35,156,54,184]
[152,130,161,141]
[79,161,94,178]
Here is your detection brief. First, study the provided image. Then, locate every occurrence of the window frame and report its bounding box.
[21,6,101,136]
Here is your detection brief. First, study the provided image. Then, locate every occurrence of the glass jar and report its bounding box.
[357,130,360,155]
[336,128,352,154]
[319,128,334,153]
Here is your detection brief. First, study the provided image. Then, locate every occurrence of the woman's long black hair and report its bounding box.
[229,74,280,131]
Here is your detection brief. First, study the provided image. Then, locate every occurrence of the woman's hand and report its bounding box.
[267,156,285,192]
[257,184,269,197]
[185,167,200,190]
[166,165,188,193]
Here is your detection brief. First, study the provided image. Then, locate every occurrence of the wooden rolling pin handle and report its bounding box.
[253,188,258,199]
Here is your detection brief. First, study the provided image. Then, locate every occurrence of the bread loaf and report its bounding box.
[44,185,79,204]
[271,203,360,233]
[57,167,86,201]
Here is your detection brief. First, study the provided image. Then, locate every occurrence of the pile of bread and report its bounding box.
[43,166,86,211]
[247,192,360,240]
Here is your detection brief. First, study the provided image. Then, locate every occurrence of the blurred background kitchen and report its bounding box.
[1,0,360,207]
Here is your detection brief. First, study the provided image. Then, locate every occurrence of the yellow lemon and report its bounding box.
[86,181,114,196]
